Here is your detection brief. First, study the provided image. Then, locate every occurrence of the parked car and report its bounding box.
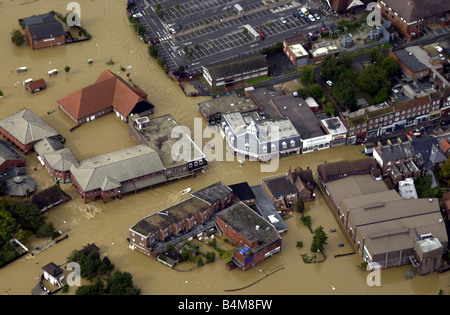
[298,12,305,18]
[259,32,265,40]
[436,46,443,53]
[314,13,321,20]
[439,54,446,61]
[305,17,311,23]
[279,17,287,24]
[169,28,177,35]
[308,14,316,22]
[326,80,333,87]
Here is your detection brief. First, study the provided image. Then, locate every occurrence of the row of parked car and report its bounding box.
[292,10,321,23]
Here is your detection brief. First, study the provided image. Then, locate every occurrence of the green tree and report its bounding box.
[76,279,104,295]
[334,79,357,111]
[357,65,388,96]
[339,54,353,68]
[441,159,450,180]
[300,65,316,85]
[320,56,344,83]
[64,66,71,73]
[106,270,141,295]
[380,56,399,78]
[148,44,159,58]
[309,83,323,100]
[369,47,384,64]
[11,29,25,46]
[294,198,305,214]
[311,226,328,253]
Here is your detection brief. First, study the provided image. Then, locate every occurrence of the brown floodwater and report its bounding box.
[0,0,449,296]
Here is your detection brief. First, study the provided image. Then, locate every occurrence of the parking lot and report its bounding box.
[133,0,330,77]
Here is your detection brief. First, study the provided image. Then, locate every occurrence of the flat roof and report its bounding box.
[131,196,210,236]
[246,88,282,119]
[325,174,388,204]
[217,202,282,249]
[132,114,205,168]
[270,94,325,139]
[191,182,232,204]
[289,43,309,58]
[321,117,347,135]
[393,48,429,73]
[198,94,258,117]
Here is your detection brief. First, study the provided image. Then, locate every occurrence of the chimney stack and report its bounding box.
[407,134,413,143]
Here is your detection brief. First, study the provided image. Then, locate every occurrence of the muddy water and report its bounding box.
[0,0,449,296]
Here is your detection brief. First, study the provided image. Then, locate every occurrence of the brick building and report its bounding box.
[283,34,310,67]
[379,0,450,41]
[34,137,79,184]
[216,202,282,271]
[0,109,59,154]
[0,140,26,174]
[22,13,66,50]
[58,70,154,125]
[202,53,269,89]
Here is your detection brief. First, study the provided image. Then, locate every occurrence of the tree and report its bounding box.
[0,90,3,99]
[310,225,328,253]
[357,65,388,96]
[148,44,158,58]
[334,79,357,111]
[64,66,71,73]
[320,56,344,83]
[106,270,141,295]
[11,29,25,46]
[369,47,384,64]
[309,83,323,100]
[294,198,305,214]
[380,56,399,78]
[300,65,316,85]
[441,159,450,180]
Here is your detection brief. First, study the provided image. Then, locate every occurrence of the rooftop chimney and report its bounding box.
[387,139,392,150]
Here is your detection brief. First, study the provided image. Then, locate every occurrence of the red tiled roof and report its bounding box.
[26,78,46,91]
[441,137,450,154]
[57,70,152,120]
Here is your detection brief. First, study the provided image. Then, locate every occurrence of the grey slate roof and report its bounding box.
[42,262,64,277]
[378,142,415,162]
[204,53,268,79]
[191,182,232,204]
[382,0,450,23]
[0,109,58,146]
[4,176,36,197]
[22,13,65,40]
[0,140,24,166]
[70,145,165,192]
[217,202,282,249]
[35,137,78,172]
[22,13,57,26]
[393,49,429,73]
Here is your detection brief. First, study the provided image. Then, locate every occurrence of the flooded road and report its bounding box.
[0,0,449,295]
